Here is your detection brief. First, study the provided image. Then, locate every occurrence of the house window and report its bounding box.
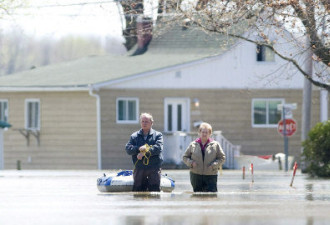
[25,99,40,130]
[256,45,275,62]
[0,100,8,122]
[252,99,283,127]
[116,98,139,123]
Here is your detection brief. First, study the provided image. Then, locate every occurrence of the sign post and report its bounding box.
[277,104,297,172]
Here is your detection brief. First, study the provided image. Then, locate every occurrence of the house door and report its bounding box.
[164,98,190,132]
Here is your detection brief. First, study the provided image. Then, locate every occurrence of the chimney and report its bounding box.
[182,18,192,30]
[132,16,153,56]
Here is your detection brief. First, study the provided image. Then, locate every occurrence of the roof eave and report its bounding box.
[0,86,90,92]
[92,52,227,90]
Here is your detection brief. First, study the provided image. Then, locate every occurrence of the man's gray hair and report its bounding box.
[140,112,154,123]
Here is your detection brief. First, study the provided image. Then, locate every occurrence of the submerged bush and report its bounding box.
[302,120,330,177]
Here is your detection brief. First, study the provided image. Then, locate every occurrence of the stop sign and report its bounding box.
[277,119,297,137]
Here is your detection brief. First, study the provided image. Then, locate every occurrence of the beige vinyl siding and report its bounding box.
[1,91,97,169]
[100,89,323,169]
[1,88,324,170]
[100,89,166,169]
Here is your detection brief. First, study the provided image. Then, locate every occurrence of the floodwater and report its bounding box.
[1,169,330,225]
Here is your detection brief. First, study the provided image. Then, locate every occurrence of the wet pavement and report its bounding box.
[0,169,330,225]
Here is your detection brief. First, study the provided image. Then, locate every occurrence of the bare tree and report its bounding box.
[161,0,329,90]
[0,0,25,17]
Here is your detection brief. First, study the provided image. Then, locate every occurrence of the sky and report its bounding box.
[0,0,201,40]
[1,0,158,40]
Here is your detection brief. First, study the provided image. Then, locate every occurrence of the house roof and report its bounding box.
[0,21,237,90]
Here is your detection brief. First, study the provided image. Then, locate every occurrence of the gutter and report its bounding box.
[0,87,89,92]
[89,86,102,170]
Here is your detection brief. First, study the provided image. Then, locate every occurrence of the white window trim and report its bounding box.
[164,97,191,132]
[116,97,139,124]
[251,98,284,128]
[0,99,8,122]
[25,99,40,130]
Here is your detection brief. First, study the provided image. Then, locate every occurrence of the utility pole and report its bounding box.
[320,89,328,122]
[300,38,313,171]
[319,13,329,123]
[282,106,289,172]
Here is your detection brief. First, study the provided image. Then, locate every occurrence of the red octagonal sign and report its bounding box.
[277,119,297,137]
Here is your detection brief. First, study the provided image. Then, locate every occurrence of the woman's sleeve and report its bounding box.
[216,143,226,165]
[210,143,226,168]
[182,143,193,168]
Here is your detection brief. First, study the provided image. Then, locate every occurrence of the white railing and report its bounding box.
[0,129,3,169]
[163,131,240,169]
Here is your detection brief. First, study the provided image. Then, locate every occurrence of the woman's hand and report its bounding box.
[192,161,197,168]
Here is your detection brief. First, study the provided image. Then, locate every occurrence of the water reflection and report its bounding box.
[1,170,330,225]
[125,216,145,225]
[305,183,314,201]
[304,181,330,201]
[306,217,314,225]
[190,192,218,199]
[133,193,161,200]
[124,216,220,225]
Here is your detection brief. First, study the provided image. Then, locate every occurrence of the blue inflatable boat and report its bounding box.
[97,170,175,192]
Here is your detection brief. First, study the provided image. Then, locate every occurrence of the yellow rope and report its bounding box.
[134,144,152,170]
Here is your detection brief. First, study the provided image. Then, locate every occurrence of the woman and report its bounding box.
[183,122,226,192]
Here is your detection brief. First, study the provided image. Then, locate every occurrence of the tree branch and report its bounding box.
[291,1,330,67]
[195,20,330,91]
[229,33,330,91]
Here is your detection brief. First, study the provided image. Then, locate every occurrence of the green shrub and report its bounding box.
[302,120,330,177]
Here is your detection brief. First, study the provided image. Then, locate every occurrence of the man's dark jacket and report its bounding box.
[125,128,163,169]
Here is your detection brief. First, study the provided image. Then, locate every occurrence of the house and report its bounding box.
[0,20,328,170]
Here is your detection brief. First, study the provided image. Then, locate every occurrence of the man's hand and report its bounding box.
[137,152,144,160]
[192,161,197,168]
[139,145,147,153]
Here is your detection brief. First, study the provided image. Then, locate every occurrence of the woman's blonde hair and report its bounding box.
[198,122,212,134]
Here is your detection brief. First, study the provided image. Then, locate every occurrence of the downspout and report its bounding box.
[89,86,102,170]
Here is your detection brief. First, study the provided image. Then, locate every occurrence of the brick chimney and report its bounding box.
[132,16,153,56]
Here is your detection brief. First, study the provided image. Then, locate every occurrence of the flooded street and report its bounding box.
[1,169,330,225]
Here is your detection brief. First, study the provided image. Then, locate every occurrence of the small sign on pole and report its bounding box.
[277,104,297,119]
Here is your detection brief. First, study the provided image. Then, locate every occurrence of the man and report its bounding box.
[125,113,163,191]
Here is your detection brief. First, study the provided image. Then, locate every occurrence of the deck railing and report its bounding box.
[163,131,240,169]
